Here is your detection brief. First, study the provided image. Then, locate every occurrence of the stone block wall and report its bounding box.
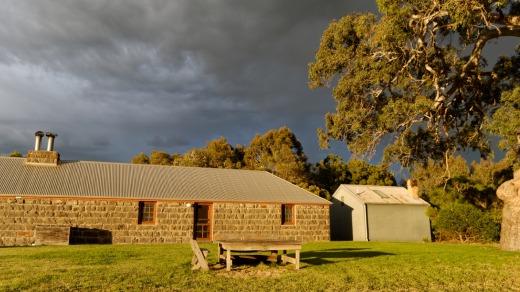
[0,198,193,246]
[26,150,60,165]
[0,198,330,246]
[213,203,330,242]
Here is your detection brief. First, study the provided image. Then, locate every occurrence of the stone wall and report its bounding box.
[0,198,330,246]
[0,198,193,246]
[213,203,330,242]
[26,150,60,165]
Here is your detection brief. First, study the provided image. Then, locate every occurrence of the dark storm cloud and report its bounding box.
[0,0,378,161]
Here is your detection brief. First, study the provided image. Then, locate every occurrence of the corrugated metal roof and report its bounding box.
[335,184,429,205]
[0,157,330,205]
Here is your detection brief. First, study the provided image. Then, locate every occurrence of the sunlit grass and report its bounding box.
[1,241,519,291]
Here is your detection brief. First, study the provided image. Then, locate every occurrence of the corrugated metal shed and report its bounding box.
[339,184,429,205]
[0,157,329,205]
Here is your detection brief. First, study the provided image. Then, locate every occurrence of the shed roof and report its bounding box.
[0,157,330,205]
[334,184,429,205]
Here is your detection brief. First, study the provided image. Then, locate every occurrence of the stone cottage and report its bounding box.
[330,182,431,242]
[0,132,330,246]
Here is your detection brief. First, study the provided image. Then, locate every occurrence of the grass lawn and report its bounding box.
[1,241,519,291]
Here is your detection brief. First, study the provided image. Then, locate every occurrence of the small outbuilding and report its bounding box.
[0,132,331,246]
[330,183,431,242]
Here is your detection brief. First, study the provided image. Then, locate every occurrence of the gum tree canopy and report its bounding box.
[309,0,520,168]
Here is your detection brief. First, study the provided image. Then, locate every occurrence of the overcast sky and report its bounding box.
[0,1,380,163]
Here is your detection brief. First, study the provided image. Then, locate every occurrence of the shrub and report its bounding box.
[431,203,500,243]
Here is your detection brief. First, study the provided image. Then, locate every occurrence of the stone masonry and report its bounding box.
[0,198,330,246]
[213,203,330,241]
[0,198,193,246]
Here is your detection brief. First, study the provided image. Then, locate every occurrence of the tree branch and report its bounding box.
[463,26,520,74]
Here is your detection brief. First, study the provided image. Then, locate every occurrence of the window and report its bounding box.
[138,201,156,224]
[281,204,295,225]
[373,189,389,198]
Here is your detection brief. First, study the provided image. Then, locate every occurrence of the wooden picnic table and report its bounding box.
[217,240,302,271]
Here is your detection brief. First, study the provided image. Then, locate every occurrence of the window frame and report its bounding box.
[138,201,156,225]
[281,204,295,225]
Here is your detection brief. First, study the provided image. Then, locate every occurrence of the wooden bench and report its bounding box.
[190,239,209,270]
[217,240,302,271]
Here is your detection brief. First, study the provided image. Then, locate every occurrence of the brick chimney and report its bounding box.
[26,131,60,166]
[407,179,419,199]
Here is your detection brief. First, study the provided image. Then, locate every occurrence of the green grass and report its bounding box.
[1,241,519,291]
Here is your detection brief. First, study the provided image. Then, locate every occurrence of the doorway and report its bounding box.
[193,203,212,241]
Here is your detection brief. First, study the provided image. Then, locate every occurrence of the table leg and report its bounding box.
[270,250,278,262]
[217,243,222,264]
[226,249,232,271]
[295,249,300,270]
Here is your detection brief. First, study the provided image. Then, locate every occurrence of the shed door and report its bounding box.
[194,203,212,241]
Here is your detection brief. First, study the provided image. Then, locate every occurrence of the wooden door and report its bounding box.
[194,203,212,241]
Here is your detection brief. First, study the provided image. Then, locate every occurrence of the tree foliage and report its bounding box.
[313,154,351,195]
[128,127,397,200]
[244,127,309,184]
[413,154,511,242]
[149,150,173,166]
[311,154,396,196]
[412,155,510,208]
[130,152,150,164]
[9,150,23,158]
[309,0,520,168]
[432,203,500,242]
[345,159,396,186]
[174,137,241,169]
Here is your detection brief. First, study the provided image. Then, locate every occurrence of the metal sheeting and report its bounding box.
[338,185,429,205]
[0,157,330,205]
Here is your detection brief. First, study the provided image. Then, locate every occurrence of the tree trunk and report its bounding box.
[496,170,520,251]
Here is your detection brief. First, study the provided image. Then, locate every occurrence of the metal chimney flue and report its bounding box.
[34,131,45,150]
[46,132,58,151]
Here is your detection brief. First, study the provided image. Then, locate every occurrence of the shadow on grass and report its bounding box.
[301,248,395,266]
[209,248,394,270]
[210,254,279,271]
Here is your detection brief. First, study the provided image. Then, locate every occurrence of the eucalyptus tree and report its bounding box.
[149,150,173,165]
[244,127,309,184]
[130,152,150,164]
[9,150,23,158]
[172,137,242,168]
[309,0,520,168]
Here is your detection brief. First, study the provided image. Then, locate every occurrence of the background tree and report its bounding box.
[174,148,209,167]
[173,138,242,168]
[311,154,396,197]
[149,150,172,165]
[312,154,351,195]
[9,150,23,158]
[244,127,309,184]
[432,203,500,243]
[309,0,520,168]
[346,159,396,186]
[412,155,471,203]
[130,152,150,164]
[412,155,508,242]
[204,137,241,168]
